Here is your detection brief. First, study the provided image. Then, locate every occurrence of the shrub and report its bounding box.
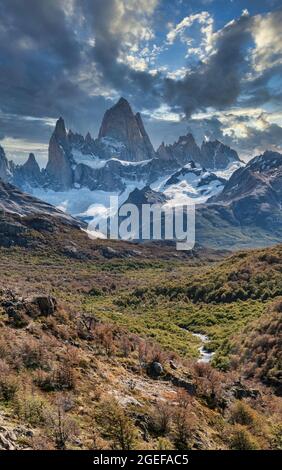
[172,406,197,450]
[229,425,259,450]
[270,423,282,450]
[149,402,172,436]
[229,401,257,426]
[34,362,76,392]
[46,400,79,450]
[0,373,19,402]
[98,399,137,450]
[20,339,46,370]
[15,393,47,425]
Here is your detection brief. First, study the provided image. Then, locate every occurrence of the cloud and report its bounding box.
[78,0,161,108]
[166,11,214,61]
[164,11,252,116]
[251,9,282,72]
[0,1,281,161]
[185,110,282,160]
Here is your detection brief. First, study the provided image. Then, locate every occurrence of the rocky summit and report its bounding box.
[200,140,241,170]
[157,133,202,166]
[157,135,240,170]
[0,145,9,181]
[98,97,156,162]
[46,117,74,190]
[1,97,241,194]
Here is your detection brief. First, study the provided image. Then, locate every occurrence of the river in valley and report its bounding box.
[191,333,215,363]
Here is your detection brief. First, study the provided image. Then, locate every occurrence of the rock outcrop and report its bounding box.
[125,186,167,207]
[98,97,156,162]
[201,140,240,170]
[46,117,73,190]
[0,146,9,181]
[195,150,282,249]
[157,135,240,170]
[157,134,202,167]
[13,153,43,189]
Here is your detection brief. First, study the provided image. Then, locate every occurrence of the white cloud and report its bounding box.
[251,10,282,72]
[166,11,214,61]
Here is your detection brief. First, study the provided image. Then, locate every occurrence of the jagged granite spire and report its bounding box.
[201,140,240,170]
[98,97,156,162]
[0,145,9,181]
[157,133,202,166]
[46,117,73,190]
[12,153,43,189]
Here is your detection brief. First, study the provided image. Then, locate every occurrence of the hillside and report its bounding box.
[0,238,281,450]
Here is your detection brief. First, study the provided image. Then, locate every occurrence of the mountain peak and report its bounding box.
[98,98,155,161]
[46,118,73,190]
[125,185,167,206]
[116,97,131,108]
[23,153,40,172]
[0,145,9,181]
[85,131,92,144]
[54,117,67,142]
[27,152,37,163]
[201,139,240,170]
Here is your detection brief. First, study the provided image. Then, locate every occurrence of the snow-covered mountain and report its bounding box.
[0,97,243,234]
[1,114,282,249]
[2,97,241,193]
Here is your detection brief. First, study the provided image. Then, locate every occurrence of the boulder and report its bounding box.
[148,361,163,378]
[25,295,57,317]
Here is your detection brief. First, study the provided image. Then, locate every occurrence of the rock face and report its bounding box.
[157,134,202,167]
[46,117,73,190]
[164,163,226,196]
[125,186,167,206]
[212,150,282,209]
[157,135,240,170]
[0,146,9,181]
[201,140,240,170]
[195,151,282,249]
[13,153,43,189]
[98,97,156,162]
[0,178,81,225]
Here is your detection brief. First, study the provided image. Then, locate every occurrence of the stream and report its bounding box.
[191,333,215,363]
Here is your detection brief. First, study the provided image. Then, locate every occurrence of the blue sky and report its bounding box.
[0,0,281,165]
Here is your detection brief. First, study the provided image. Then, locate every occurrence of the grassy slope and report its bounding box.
[0,241,281,450]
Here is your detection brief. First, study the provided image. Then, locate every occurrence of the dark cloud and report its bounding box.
[78,0,162,110]
[237,121,282,156]
[183,113,282,160]
[163,13,253,116]
[0,0,281,159]
[0,0,111,135]
[0,114,52,143]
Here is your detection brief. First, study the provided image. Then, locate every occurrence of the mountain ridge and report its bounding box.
[0,97,241,193]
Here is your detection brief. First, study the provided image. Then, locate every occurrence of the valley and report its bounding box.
[0,237,281,450]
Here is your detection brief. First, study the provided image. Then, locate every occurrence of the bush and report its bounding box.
[229,425,259,450]
[172,407,197,450]
[14,393,47,425]
[0,374,19,402]
[97,399,137,450]
[46,400,79,450]
[149,402,172,436]
[34,362,76,392]
[229,401,257,426]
